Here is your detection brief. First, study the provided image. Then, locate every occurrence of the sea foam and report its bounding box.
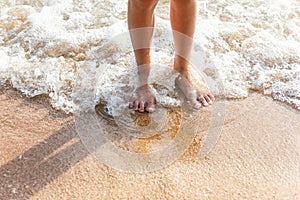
[0,0,299,113]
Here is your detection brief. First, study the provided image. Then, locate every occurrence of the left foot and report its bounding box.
[174,67,215,109]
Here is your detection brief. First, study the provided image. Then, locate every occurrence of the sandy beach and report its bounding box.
[0,85,299,199]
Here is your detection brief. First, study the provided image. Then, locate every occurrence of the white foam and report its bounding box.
[0,0,299,113]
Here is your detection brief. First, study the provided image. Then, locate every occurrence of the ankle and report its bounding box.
[173,66,186,74]
[137,64,150,87]
[173,55,190,73]
[173,64,190,76]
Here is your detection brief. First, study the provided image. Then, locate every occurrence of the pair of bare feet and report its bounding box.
[129,66,215,113]
[127,0,212,113]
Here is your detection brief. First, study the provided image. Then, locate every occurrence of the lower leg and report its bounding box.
[128,0,158,66]
[127,0,158,112]
[170,0,197,73]
[170,0,214,108]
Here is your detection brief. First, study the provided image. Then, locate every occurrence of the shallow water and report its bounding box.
[0,0,299,113]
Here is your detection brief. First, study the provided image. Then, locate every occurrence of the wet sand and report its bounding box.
[0,85,299,199]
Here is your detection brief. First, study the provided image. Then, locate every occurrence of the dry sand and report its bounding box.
[0,85,299,200]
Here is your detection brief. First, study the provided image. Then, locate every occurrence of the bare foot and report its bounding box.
[175,68,215,109]
[129,84,155,113]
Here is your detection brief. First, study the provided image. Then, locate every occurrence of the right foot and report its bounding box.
[129,84,155,113]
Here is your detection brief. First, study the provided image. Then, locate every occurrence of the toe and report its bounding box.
[129,102,133,109]
[134,101,139,111]
[139,101,145,112]
[208,93,215,101]
[204,95,212,104]
[190,99,202,109]
[197,95,209,107]
[146,101,155,113]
